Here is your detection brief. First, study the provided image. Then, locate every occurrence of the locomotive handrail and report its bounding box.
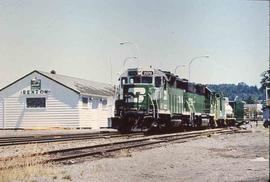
[148,93,156,118]
[155,98,160,119]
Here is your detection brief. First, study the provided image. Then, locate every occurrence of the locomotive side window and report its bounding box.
[142,76,152,84]
[82,97,88,107]
[121,77,127,85]
[155,77,161,87]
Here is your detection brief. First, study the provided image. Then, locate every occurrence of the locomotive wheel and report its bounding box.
[118,123,132,133]
[144,121,162,135]
[117,119,132,134]
[209,117,216,128]
[118,126,131,134]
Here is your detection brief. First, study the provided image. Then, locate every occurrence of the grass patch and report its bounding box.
[62,174,72,181]
[0,152,57,182]
[117,149,132,157]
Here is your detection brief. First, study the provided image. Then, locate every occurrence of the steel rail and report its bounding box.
[0,132,143,147]
[46,134,202,162]
[0,128,240,170]
[0,132,118,140]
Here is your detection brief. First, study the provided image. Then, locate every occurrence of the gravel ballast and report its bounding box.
[56,124,269,182]
[1,123,269,182]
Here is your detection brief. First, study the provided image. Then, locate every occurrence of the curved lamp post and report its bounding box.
[188,55,210,81]
[174,64,187,75]
[123,56,138,68]
[120,41,142,61]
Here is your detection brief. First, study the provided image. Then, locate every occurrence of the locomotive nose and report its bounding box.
[126,87,146,103]
[121,84,153,112]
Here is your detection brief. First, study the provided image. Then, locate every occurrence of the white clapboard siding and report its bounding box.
[79,101,102,129]
[100,97,114,128]
[0,99,3,128]
[0,72,81,129]
[4,98,80,129]
[0,71,114,129]
[79,97,113,129]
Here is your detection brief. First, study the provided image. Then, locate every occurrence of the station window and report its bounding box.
[26,98,46,108]
[82,97,88,107]
[102,99,108,105]
[142,76,152,84]
[101,99,108,109]
[129,76,140,83]
[92,99,99,109]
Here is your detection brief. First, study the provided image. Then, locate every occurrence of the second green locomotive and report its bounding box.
[111,67,236,133]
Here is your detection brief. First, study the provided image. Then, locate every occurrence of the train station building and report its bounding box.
[0,70,115,129]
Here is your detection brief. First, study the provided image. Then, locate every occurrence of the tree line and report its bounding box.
[207,82,264,104]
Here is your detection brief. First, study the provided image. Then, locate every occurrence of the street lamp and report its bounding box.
[120,41,142,60]
[123,56,138,68]
[174,64,187,75]
[188,55,210,81]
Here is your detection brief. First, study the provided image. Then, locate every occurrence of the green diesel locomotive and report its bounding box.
[111,67,236,133]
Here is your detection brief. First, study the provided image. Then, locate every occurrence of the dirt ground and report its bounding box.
[3,122,269,182]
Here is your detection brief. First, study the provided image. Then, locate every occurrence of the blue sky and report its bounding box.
[0,0,268,88]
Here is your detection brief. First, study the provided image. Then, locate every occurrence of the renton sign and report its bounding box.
[21,90,50,95]
[21,77,50,95]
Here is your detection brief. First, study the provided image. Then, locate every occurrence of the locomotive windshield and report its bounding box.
[129,76,141,83]
[128,76,153,84]
[141,76,152,83]
[120,70,160,86]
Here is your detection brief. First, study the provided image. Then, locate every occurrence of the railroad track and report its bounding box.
[0,132,143,147]
[1,128,250,170]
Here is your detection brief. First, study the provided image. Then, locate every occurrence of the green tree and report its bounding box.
[260,69,270,90]
[246,96,256,104]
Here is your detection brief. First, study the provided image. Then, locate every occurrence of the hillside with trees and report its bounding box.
[207,82,264,103]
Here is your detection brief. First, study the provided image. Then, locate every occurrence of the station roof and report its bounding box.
[38,71,114,97]
[0,70,115,97]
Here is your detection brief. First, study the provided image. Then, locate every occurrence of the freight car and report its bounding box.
[111,67,236,133]
[229,100,245,122]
